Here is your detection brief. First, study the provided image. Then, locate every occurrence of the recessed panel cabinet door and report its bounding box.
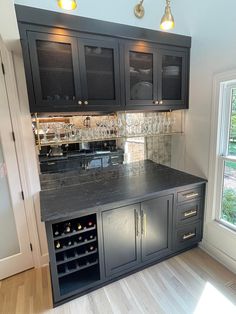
[124,43,158,107]
[141,195,173,262]
[28,32,82,112]
[158,48,188,108]
[102,204,140,277]
[78,38,121,108]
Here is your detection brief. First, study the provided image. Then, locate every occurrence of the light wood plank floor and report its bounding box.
[1,248,236,314]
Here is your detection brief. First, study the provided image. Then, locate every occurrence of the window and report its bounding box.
[217,84,236,230]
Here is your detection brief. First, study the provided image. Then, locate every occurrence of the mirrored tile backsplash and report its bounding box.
[33,111,184,172]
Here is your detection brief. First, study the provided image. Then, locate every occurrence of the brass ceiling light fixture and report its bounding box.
[57,0,77,11]
[134,0,175,31]
[134,0,145,19]
[160,0,175,31]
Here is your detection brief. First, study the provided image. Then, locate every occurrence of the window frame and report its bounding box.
[216,82,236,231]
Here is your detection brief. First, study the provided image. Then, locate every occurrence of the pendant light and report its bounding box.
[160,0,175,31]
[57,0,77,11]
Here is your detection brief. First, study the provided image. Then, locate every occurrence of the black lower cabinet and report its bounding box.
[102,204,141,277]
[45,183,205,306]
[141,195,173,262]
[102,195,173,278]
[46,214,102,304]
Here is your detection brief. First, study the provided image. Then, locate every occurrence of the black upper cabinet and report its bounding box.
[123,41,188,110]
[78,38,121,109]
[28,32,82,112]
[124,43,158,107]
[28,33,121,112]
[159,48,188,108]
[17,8,191,113]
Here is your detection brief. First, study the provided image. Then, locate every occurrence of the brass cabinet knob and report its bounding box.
[84,101,89,105]
[78,100,82,105]
[159,100,163,105]
[154,100,159,105]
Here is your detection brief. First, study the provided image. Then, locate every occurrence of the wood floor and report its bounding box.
[0,248,236,314]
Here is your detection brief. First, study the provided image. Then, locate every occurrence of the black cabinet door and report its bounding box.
[28,32,82,112]
[141,195,173,262]
[123,42,158,107]
[102,204,141,277]
[158,48,188,109]
[78,38,121,109]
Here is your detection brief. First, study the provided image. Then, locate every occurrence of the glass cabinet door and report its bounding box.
[159,49,187,108]
[78,38,121,108]
[124,44,158,106]
[28,32,81,111]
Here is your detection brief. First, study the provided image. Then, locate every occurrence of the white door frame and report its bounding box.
[0,37,49,268]
[0,48,34,279]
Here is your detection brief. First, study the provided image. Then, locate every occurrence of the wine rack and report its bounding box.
[51,214,100,296]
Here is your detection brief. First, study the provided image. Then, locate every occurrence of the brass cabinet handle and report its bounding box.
[78,100,82,105]
[182,232,196,240]
[141,211,147,237]
[135,209,139,237]
[183,192,199,199]
[84,100,89,105]
[184,209,197,218]
[153,100,159,105]
[143,213,147,237]
[47,162,56,165]
[159,100,163,105]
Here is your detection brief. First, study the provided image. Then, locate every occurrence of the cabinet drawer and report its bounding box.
[175,222,202,250]
[176,200,202,226]
[177,186,202,203]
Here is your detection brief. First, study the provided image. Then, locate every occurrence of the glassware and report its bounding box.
[41,123,49,143]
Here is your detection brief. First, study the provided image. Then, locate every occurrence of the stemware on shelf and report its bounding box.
[36,112,179,147]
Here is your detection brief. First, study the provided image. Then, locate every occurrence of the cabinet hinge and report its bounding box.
[12,131,16,142]
[21,190,25,200]
[1,62,5,75]
[30,243,33,251]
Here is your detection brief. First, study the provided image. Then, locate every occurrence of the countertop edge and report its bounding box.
[41,180,207,222]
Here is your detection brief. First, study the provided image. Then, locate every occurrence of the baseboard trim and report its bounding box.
[200,239,236,274]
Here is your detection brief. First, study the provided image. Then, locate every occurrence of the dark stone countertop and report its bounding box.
[40,160,207,222]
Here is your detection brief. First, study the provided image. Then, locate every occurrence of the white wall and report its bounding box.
[1,0,236,271]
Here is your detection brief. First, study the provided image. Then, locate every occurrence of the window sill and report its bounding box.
[214,219,236,234]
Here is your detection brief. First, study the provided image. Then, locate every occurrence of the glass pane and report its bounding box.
[129,51,153,100]
[228,88,236,155]
[0,138,20,259]
[162,55,182,100]
[36,40,76,101]
[85,46,115,100]
[221,161,236,227]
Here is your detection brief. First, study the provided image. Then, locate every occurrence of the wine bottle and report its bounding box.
[64,222,71,233]
[89,245,95,251]
[77,235,83,243]
[53,225,60,237]
[88,234,94,240]
[77,223,83,231]
[87,221,94,228]
[66,239,73,247]
[55,241,61,249]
